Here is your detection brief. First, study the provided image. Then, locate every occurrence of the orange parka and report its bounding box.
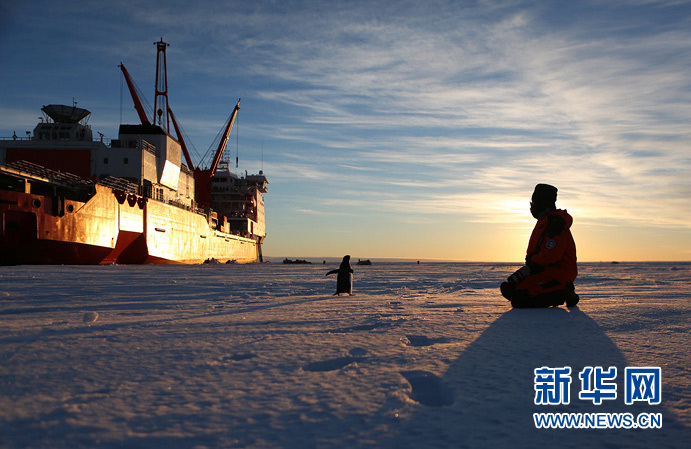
[517,209,577,295]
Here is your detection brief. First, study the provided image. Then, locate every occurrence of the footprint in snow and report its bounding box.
[303,348,367,372]
[225,353,256,361]
[400,370,454,407]
[82,311,99,323]
[327,320,399,333]
[401,335,451,347]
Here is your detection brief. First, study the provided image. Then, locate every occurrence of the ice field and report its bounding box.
[1,262,690,448]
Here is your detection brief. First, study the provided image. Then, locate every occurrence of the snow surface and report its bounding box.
[0,262,689,448]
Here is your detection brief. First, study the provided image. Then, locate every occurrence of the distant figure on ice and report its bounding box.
[501,184,580,308]
[326,255,354,295]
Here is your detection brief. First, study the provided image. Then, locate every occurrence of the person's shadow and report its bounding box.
[382,307,690,449]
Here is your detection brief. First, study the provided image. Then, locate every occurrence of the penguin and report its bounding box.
[326,255,354,295]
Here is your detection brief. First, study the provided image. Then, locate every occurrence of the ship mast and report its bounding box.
[153,38,170,130]
[150,38,194,170]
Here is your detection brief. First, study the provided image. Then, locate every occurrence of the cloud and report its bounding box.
[252,2,690,231]
[1,0,690,261]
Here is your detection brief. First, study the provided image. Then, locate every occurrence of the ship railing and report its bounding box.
[1,135,32,141]
[168,198,193,211]
[141,139,157,155]
[0,135,113,146]
[3,160,94,187]
[98,176,138,194]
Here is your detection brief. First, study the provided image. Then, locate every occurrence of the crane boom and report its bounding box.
[210,99,241,176]
[119,63,150,125]
[193,99,241,209]
[168,107,195,170]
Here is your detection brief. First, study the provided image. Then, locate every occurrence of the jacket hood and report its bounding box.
[549,208,573,229]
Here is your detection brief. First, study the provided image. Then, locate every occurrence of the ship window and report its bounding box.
[124,158,129,164]
[104,157,109,164]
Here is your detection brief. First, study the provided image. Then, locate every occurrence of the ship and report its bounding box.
[0,39,268,265]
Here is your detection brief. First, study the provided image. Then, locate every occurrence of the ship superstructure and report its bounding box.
[0,39,267,265]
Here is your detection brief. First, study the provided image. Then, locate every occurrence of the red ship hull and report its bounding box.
[0,182,261,265]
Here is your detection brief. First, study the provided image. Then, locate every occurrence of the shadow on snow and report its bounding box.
[380,306,690,449]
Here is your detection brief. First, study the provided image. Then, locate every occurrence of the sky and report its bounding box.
[1,0,690,262]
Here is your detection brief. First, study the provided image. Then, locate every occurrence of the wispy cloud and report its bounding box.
[1,0,690,259]
[249,2,691,231]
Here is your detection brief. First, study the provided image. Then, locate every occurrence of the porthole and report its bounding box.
[67,204,74,213]
[32,199,41,208]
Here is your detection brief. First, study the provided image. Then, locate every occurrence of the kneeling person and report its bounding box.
[501,184,580,308]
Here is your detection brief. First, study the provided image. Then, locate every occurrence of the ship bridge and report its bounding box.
[34,104,94,142]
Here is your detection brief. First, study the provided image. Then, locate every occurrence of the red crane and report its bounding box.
[118,63,150,126]
[194,99,241,209]
[120,39,241,209]
[167,107,195,175]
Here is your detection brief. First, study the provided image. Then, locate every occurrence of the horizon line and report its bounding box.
[265,256,691,264]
